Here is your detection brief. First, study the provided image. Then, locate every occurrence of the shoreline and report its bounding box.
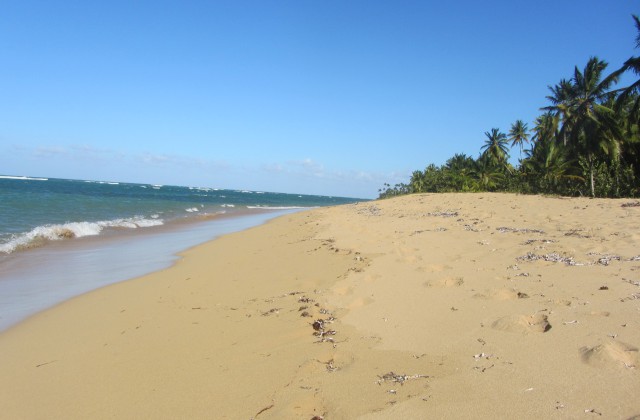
[0,209,297,332]
[0,193,638,418]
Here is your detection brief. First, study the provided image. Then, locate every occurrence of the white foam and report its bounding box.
[0,210,288,331]
[185,207,200,213]
[0,175,48,181]
[102,218,164,229]
[0,217,164,254]
[246,206,310,210]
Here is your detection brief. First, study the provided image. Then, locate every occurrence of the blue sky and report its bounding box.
[0,1,637,198]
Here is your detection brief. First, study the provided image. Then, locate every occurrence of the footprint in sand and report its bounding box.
[394,246,422,264]
[491,313,551,334]
[363,274,381,283]
[426,264,453,272]
[423,276,464,288]
[346,296,374,309]
[333,285,353,296]
[580,341,638,368]
[474,288,529,300]
[554,299,572,307]
[588,311,610,317]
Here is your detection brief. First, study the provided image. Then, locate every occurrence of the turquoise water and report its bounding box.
[0,176,363,330]
[0,176,359,254]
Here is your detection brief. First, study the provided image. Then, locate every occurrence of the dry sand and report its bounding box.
[1,193,639,419]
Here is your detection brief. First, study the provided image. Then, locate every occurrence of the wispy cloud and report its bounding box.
[261,157,400,185]
[261,163,285,174]
[135,152,230,170]
[261,158,326,179]
[289,158,326,178]
[11,143,229,171]
[4,143,398,197]
[33,146,68,157]
[25,144,126,162]
[138,153,171,165]
[70,144,126,161]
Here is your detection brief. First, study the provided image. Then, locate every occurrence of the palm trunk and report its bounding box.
[589,157,595,197]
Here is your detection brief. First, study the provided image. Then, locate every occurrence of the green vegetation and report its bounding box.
[379,15,640,200]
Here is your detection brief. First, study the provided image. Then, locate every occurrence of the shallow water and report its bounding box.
[0,176,359,255]
[0,176,363,331]
[0,210,294,331]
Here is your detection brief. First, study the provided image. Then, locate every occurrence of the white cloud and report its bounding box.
[70,144,126,161]
[261,163,284,173]
[33,146,68,157]
[135,152,229,171]
[260,157,397,187]
[138,153,171,164]
[3,143,394,198]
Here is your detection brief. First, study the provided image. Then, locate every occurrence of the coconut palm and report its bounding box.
[508,120,530,158]
[532,112,559,145]
[474,154,505,190]
[480,128,510,167]
[445,153,476,171]
[522,138,582,194]
[545,79,575,124]
[542,57,624,196]
[612,14,640,194]
[410,170,426,193]
[445,153,478,191]
[617,15,640,118]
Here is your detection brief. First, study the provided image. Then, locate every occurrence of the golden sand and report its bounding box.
[1,193,639,419]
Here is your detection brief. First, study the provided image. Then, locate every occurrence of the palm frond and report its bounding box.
[633,14,640,48]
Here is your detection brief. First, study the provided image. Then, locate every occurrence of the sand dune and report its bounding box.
[1,193,638,419]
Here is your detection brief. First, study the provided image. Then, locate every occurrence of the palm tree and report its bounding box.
[531,112,559,146]
[445,153,478,191]
[522,138,582,194]
[474,154,505,191]
[614,14,640,195]
[508,120,530,159]
[617,15,640,116]
[542,57,624,196]
[410,170,426,193]
[445,153,476,171]
[545,79,575,128]
[480,128,510,167]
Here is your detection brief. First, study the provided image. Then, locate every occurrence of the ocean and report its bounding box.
[0,176,362,330]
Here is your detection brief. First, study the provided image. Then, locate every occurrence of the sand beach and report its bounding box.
[1,193,639,419]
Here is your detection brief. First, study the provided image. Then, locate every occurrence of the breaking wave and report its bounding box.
[246,206,312,210]
[0,175,48,181]
[0,217,164,254]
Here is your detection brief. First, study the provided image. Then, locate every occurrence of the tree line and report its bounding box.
[379,15,640,199]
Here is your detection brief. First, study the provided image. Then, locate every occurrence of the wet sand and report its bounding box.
[0,210,291,331]
[1,193,638,419]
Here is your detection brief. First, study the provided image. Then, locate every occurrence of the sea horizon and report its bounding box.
[0,175,364,256]
[0,175,363,331]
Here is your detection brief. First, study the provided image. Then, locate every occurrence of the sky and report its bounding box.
[0,1,638,199]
